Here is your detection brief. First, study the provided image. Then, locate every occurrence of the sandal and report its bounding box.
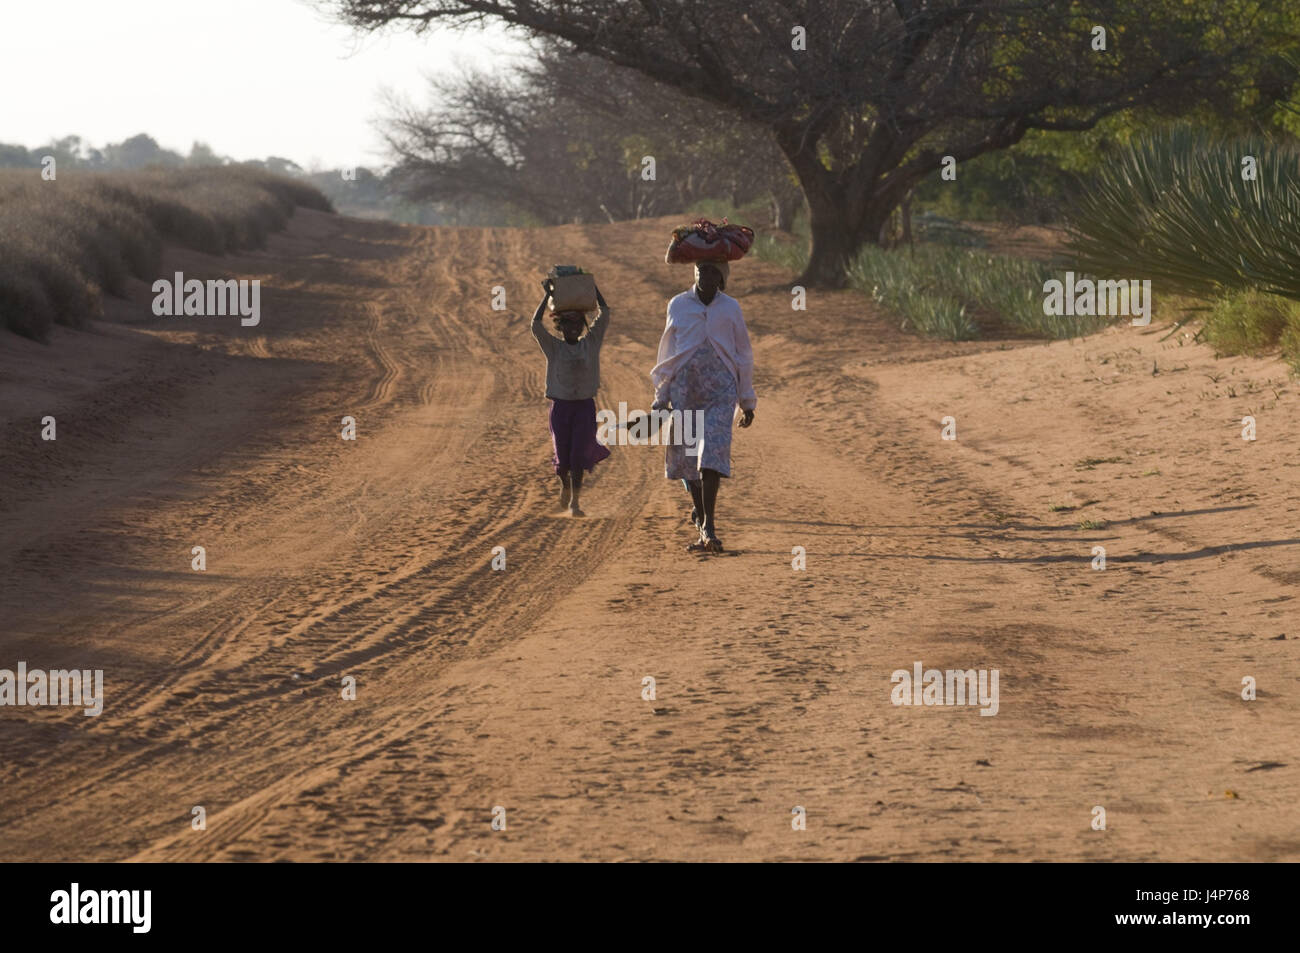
[687,530,724,554]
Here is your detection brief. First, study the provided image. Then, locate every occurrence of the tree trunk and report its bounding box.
[776,124,916,288]
[796,187,892,288]
[800,224,858,288]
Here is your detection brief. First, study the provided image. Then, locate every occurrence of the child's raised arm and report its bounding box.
[530,282,554,353]
[588,283,610,341]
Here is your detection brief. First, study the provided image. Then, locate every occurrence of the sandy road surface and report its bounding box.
[1,209,1296,861]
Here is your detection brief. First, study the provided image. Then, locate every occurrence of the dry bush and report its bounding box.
[0,166,333,341]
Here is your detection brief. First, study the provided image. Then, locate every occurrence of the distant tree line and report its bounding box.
[0,133,453,224]
[0,133,250,172]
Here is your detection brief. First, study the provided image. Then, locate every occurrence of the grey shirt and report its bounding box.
[531,310,608,400]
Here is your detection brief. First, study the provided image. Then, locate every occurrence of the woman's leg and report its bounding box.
[558,469,572,508]
[692,350,735,548]
[682,478,704,527]
[699,468,721,537]
[664,353,700,486]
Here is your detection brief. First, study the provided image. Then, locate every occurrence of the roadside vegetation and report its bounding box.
[0,166,332,341]
[1068,127,1300,372]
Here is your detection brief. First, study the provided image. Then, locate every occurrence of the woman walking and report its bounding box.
[650,260,755,552]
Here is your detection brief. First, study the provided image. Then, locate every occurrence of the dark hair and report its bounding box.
[552,312,589,333]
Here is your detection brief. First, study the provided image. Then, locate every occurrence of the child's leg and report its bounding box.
[550,399,575,509]
[572,423,587,512]
[569,467,585,516]
[567,407,591,516]
[558,469,572,508]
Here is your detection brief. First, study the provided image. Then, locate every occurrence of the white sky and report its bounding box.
[0,0,531,170]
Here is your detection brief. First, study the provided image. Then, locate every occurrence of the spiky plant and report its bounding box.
[1067,127,1300,302]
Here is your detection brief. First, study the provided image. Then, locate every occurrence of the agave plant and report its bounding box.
[1067,126,1300,302]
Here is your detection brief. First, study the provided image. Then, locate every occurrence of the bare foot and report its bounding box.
[558,483,571,509]
[569,505,585,517]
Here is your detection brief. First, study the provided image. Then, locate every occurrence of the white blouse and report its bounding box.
[650,287,757,411]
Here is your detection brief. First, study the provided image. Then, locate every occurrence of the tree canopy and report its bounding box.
[330,0,1300,285]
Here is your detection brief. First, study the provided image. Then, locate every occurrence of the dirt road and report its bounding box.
[1,210,1295,860]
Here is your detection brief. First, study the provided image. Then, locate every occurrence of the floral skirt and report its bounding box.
[665,344,737,480]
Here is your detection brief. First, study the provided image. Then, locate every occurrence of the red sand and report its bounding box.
[1,210,1295,860]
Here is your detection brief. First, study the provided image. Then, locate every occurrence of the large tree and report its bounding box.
[331,0,1300,286]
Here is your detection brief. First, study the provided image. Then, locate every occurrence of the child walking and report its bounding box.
[531,279,610,516]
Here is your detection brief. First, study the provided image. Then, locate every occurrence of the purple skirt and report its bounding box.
[548,398,610,474]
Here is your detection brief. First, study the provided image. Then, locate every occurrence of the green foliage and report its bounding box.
[1283,318,1300,375]
[912,71,1300,227]
[911,212,987,247]
[847,246,978,340]
[749,233,808,275]
[846,245,1109,341]
[1202,289,1300,360]
[1067,126,1300,302]
[893,284,979,341]
[912,147,1083,225]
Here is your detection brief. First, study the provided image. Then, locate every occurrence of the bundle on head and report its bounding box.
[665,217,755,264]
[547,264,598,314]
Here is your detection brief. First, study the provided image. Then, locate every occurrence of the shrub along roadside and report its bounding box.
[745,209,1107,342]
[1067,127,1300,302]
[1068,127,1300,372]
[1200,290,1300,373]
[0,166,333,342]
[847,244,1111,342]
